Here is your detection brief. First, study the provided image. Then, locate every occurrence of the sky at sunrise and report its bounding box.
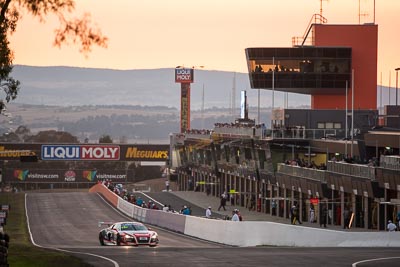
[9,0,400,86]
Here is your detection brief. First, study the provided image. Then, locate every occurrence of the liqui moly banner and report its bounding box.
[175,68,194,83]
[41,145,120,161]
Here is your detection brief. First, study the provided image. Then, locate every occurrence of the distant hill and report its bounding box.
[11,65,311,109]
[4,65,391,142]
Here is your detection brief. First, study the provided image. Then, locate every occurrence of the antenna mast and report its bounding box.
[201,84,205,129]
[319,0,329,17]
[231,72,236,119]
[358,0,369,24]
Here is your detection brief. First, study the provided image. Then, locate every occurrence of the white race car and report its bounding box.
[98,221,159,247]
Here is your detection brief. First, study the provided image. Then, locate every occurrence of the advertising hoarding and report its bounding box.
[0,143,169,162]
[6,168,127,183]
[175,68,194,83]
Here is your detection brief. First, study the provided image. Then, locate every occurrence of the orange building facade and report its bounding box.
[312,24,378,110]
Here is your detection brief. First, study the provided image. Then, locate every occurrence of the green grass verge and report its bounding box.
[0,193,93,267]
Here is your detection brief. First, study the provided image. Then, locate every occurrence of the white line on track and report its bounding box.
[352,257,400,266]
[136,191,165,207]
[25,193,119,267]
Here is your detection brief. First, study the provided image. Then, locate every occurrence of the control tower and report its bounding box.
[245,17,378,137]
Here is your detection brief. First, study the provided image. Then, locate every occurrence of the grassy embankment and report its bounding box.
[0,193,92,267]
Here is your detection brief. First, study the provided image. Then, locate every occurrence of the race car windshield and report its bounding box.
[133,224,148,231]
[121,223,147,231]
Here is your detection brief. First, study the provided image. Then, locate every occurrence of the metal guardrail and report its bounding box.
[276,163,326,183]
[184,133,212,139]
[267,129,345,139]
[380,155,400,171]
[185,127,346,140]
[327,161,376,180]
[213,127,263,138]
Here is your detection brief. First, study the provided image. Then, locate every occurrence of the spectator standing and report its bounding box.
[218,192,227,211]
[336,206,341,226]
[180,205,186,214]
[206,206,212,218]
[231,209,240,221]
[249,195,256,211]
[188,178,193,191]
[309,205,315,223]
[136,196,143,207]
[165,180,170,192]
[387,220,397,232]
[206,184,211,196]
[182,206,191,215]
[320,205,328,228]
[271,199,277,216]
[291,203,302,225]
[343,206,350,229]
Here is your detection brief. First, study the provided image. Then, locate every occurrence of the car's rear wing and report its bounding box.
[98,221,114,227]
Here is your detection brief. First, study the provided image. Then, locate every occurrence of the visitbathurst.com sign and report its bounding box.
[83,170,127,182]
[10,169,127,183]
[14,170,59,181]
[96,173,126,179]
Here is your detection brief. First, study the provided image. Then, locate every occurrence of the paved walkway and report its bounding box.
[170,191,368,232]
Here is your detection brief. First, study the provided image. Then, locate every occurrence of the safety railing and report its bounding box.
[277,163,326,183]
[292,13,328,47]
[379,155,400,171]
[267,128,345,140]
[327,161,376,180]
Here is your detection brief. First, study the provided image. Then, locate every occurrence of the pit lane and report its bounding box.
[26,191,400,267]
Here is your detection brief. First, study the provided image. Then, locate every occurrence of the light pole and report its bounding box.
[395,68,400,106]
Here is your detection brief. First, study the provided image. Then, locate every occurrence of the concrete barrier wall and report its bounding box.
[183,217,400,247]
[89,184,119,206]
[90,185,400,247]
[117,197,134,217]
[91,184,186,233]
[146,209,186,233]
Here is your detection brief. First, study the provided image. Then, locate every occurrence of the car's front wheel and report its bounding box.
[116,234,121,246]
[99,233,105,246]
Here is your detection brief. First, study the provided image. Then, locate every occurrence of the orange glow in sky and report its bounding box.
[9,0,400,86]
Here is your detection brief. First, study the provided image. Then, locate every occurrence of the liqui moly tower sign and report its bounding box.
[175,68,195,133]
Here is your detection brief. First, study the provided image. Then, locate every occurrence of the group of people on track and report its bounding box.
[205,192,243,221]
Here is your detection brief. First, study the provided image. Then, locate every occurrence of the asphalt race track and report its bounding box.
[26,192,400,267]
